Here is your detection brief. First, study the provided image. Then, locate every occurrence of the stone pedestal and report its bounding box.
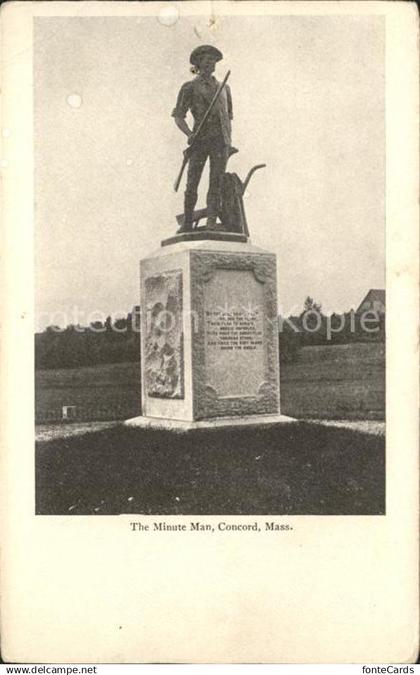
[126,236,294,429]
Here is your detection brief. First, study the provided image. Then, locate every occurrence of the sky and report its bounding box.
[34,12,385,330]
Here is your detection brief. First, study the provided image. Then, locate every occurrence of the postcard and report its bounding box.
[0,0,418,664]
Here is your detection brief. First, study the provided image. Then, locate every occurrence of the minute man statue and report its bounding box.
[172,45,235,233]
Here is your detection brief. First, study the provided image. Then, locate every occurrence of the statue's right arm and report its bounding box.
[174,117,192,138]
[171,82,193,138]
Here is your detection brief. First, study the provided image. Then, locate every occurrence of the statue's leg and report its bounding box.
[207,141,229,227]
[183,145,208,231]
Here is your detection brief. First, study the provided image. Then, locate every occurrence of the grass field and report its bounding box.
[36,421,385,515]
[281,342,385,420]
[35,342,385,423]
[36,361,141,422]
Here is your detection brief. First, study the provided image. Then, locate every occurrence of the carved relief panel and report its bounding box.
[143,270,184,399]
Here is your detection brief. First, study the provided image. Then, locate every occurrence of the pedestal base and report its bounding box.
[124,413,296,433]
[161,231,248,247]
[140,239,282,422]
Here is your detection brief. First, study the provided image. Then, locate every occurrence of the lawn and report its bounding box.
[35,342,385,422]
[36,421,385,516]
[35,361,141,422]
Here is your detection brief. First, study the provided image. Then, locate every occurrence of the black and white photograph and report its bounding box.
[1,0,418,665]
[33,7,387,516]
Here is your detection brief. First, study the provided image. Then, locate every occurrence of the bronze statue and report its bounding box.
[172,45,265,237]
[172,45,235,233]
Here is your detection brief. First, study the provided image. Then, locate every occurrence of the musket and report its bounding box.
[174,70,231,192]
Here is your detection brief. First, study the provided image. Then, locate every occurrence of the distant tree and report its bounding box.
[90,320,104,332]
[114,317,128,333]
[302,296,322,314]
[64,323,84,333]
[279,319,301,363]
[299,297,325,344]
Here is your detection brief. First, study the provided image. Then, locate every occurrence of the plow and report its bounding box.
[176,163,266,235]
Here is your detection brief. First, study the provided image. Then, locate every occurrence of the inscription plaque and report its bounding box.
[204,269,265,397]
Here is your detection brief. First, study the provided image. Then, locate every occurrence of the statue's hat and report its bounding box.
[190,45,223,66]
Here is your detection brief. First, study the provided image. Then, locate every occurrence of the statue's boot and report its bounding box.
[206,216,217,229]
[206,188,224,230]
[177,194,196,233]
[206,215,224,231]
[176,223,192,234]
